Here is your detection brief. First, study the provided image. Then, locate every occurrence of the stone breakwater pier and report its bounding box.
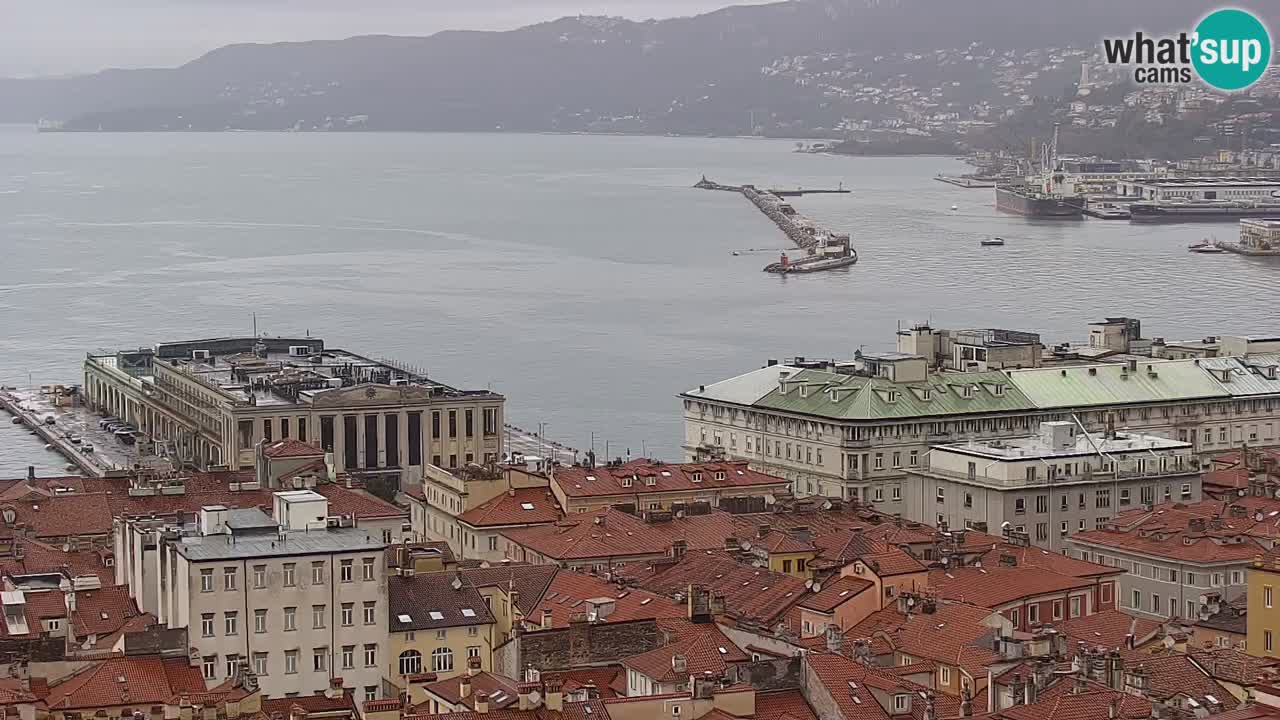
[695,177,858,274]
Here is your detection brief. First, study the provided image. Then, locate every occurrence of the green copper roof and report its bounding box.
[752,368,1037,420]
[1005,360,1228,408]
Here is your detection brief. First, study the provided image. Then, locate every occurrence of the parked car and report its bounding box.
[82,442,95,453]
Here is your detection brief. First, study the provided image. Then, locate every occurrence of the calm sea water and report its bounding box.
[1,127,1277,474]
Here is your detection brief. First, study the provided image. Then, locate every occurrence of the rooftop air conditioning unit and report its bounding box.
[192,350,211,361]
[288,345,311,357]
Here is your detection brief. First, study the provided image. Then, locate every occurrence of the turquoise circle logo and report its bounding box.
[1192,8,1272,91]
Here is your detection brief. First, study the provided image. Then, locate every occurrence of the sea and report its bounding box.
[1,126,1277,475]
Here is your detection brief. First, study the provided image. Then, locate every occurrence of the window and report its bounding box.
[202,655,217,680]
[312,604,326,629]
[465,409,474,437]
[874,454,884,470]
[892,486,902,501]
[282,563,296,587]
[342,646,355,670]
[363,601,376,625]
[782,560,793,573]
[263,419,273,442]
[284,650,299,674]
[1060,521,1068,536]
[1010,609,1020,627]
[1014,498,1025,514]
[254,609,267,634]
[201,569,214,592]
[936,487,945,503]
[940,666,951,685]
[284,607,297,632]
[1267,631,1274,653]
[1232,570,1243,585]
[909,450,918,467]
[224,611,238,636]
[313,648,327,673]
[448,410,457,437]
[892,452,901,468]
[435,629,447,641]
[253,653,268,677]
[963,492,972,509]
[1213,573,1224,586]
[365,687,378,703]
[340,559,353,583]
[1036,523,1048,541]
[468,646,481,659]
[311,561,325,585]
[489,536,499,551]
[1070,596,1082,618]
[342,603,354,627]
[894,695,910,713]
[873,487,884,502]
[1132,589,1141,609]
[252,564,266,589]
[1096,489,1111,508]
[1267,585,1274,609]
[1052,600,1063,620]
[1119,489,1131,505]
[431,647,454,673]
[1036,495,1048,514]
[1028,604,1039,624]
[364,644,377,667]
[201,613,215,637]
[399,649,423,676]
[362,557,376,581]
[1151,593,1161,614]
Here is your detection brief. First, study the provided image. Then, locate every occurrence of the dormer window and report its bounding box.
[691,472,703,483]
[961,385,975,399]
[921,388,932,401]
[714,472,726,481]
[645,476,656,487]
[886,390,900,403]
[622,476,633,488]
[993,384,1006,397]
[893,694,910,713]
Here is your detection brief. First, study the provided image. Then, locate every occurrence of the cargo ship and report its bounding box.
[995,185,1085,219]
[1129,201,1280,223]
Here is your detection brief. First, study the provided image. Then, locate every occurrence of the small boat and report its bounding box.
[950,204,959,211]
[731,251,740,256]
[980,237,1006,247]
[1190,245,1226,254]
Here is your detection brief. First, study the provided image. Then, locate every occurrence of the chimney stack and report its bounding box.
[544,678,564,713]
[474,693,489,714]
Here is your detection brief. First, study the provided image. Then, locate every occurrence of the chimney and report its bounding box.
[325,677,343,700]
[467,656,482,678]
[672,654,688,675]
[544,677,564,713]
[1109,696,1121,720]
[474,693,488,714]
[825,624,844,655]
[757,523,772,539]
[26,466,35,481]
[459,675,472,699]
[542,610,553,630]
[959,687,973,718]
[517,682,540,711]
[289,705,308,720]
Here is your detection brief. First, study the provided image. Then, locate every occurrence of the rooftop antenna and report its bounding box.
[252,312,258,338]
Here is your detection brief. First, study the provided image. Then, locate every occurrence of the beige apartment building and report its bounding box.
[902,421,1199,550]
[136,491,389,701]
[683,326,1280,500]
[407,462,554,561]
[83,336,504,494]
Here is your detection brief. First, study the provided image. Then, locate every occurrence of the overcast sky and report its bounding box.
[1,0,774,77]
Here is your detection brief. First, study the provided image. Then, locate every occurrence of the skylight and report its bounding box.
[718,647,727,654]
[398,614,412,623]
[521,502,536,511]
[462,608,477,617]
[839,590,850,597]
[640,598,652,605]
[428,611,444,621]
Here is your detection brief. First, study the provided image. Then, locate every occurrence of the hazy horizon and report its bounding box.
[2,0,775,77]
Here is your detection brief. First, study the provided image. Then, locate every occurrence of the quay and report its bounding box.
[693,176,849,197]
[935,175,996,189]
[1217,241,1280,257]
[0,386,131,477]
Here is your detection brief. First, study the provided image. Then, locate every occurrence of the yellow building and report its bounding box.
[1248,555,1280,657]
[738,524,817,579]
[387,570,497,689]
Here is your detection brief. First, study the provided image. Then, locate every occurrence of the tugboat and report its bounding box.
[1188,237,1225,253]
[980,237,1006,247]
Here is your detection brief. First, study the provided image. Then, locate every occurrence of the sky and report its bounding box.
[1,0,774,77]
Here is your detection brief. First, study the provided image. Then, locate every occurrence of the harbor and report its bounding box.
[695,176,858,274]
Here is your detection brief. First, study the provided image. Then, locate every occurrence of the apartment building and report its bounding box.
[901,421,1200,550]
[139,491,389,700]
[683,343,1280,499]
[407,463,551,561]
[1068,497,1280,622]
[387,571,498,687]
[83,336,504,493]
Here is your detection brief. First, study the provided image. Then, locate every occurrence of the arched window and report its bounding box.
[431,647,454,673]
[398,649,422,676]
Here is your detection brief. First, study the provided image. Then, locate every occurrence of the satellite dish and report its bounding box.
[804,579,814,589]
[741,541,751,552]
[812,582,822,593]
[907,597,916,607]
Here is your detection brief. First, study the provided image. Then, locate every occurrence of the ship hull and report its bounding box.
[995,186,1084,218]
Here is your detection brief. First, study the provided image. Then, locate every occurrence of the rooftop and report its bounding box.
[1071,497,1280,564]
[928,565,1097,608]
[176,525,386,561]
[457,488,563,528]
[551,460,788,499]
[1130,176,1280,187]
[388,573,497,631]
[89,336,500,409]
[934,424,1190,462]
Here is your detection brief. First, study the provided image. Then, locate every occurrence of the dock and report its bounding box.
[935,175,996,189]
[1217,242,1280,257]
[0,387,131,477]
[696,177,857,274]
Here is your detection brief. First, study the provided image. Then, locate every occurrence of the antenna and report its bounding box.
[252,312,258,338]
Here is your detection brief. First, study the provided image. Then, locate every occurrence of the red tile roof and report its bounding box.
[261,439,326,459]
[617,552,809,627]
[1055,610,1161,651]
[978,544,1121,579]
[458,565,558,617]
[106,481,405,521]
[545,667,624,699]
[753,689,818,720]
[620,624,749,682]
[261,692,359,717]
[388,574,496,631]
[403,699,607,720]
[798,575,874,614]
[806,652,958,720]
[530,570,683,629]
[0,492,114,539]
[71,585,142,638]
[417,672,519,711]
[1,538,115,585]
[458,488,563,528]
[1070,498,1280,564]
[840,602,1002,676]
[0,678,36,704]
[1187,647,1280,686]
[996,678,1150,720]
[43,655,207,710]
[928,566,1096,609]
[1128,652,1240,709]
[501,508,739,562]
[551,460,787,499]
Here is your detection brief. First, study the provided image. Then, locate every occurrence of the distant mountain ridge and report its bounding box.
[0,0,1267,134]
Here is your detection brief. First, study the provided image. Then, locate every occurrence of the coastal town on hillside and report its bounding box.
[4,320,1280,720]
